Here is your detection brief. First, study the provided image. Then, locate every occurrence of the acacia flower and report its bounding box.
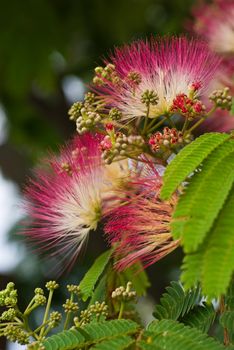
[22,134,130,271]
[192,0,234,55]
[105,171,179,270]
[93,37,221,121]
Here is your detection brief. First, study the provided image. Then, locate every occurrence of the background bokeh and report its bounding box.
[0,1,195,348]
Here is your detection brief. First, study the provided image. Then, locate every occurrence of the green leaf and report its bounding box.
[42,319,139,350]
[181,250,204,290]
[147,319,225,350]
[181,304,215,333]
[92,335,134,349]
[201,187,234,297]
[160,133,229,200]
[153,281,200,321]
[80,250,112,301]
[181,187,234,297]
[172,139,234,252]
[89,274,107,306]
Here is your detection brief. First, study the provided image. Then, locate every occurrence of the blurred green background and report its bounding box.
[0,1,195,348]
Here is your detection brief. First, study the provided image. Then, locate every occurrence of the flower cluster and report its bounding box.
[21,35,233,277]
[105,169,180,270]
[64,37,233,168]
[100,125,144,164]
[0,281,63,346]
[22,133,132,272]
[171,93,206,120]
[111,282,137,302]
[190,0,234,133]
[149,127,184,153]
[93,37,221,121]
[191,0,234,56]
[0,281,116,348]
[74,301,108,326]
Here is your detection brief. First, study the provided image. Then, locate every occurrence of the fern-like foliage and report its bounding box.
[160,133,229,200]
[41,319,139,350]
[153,281,200,321]
[181,304,215,333]
[172,139,234,252]
[159,132,234,298]
[153,281,215,333]
[92,335,134,350]
[79,249,112,301]
[145,319,225,350]
[181,186,234,297]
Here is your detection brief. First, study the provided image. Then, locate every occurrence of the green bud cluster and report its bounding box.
[4,324,29,345]
[209,87,232,110]
[0,308,16,321]
[0,282,17,307]
[0,281,63,348]
[48,311,62,328]
[93,64,120,86]
[68,101,83,121]
[34,294,47,306]
[45,281,59,291]
[74,301,108,327]
[76,109,102,134]
[63,299,79,313]
[74,310,90,326]
[67,284,81,295]
[101,133,144,164]
[111,282,137,302]
[109,107,123,121]
[88,301,108,319]
[34,288,44,295]
[141,89,159,106]
[84,92,96,106]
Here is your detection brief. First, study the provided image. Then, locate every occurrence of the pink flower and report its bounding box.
[22,133,125,272]
[105,171,179,270]
[191,0,234,102]
[94,37,221,121]
[192,0,234,56]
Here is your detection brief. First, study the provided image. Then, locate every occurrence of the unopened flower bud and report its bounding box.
[45,281,59,291]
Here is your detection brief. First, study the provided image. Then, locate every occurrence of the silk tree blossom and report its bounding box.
[22,134,131,271]
[192,0,234,55]
[105,170,180,270]
[191,1,234,93]
[93,37,221,121]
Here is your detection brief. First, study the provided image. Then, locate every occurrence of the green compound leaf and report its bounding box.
[153,281,200,321]
[181,304,215,333]
[172,139,234,252]
[181,250,204,290]
[92,335,134,350]
[80,249,112,301]
[201,186,234,297]
[160,133,229,200]
[42,319,139,350]
[181,186,234,298]
[147,319,225,350]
